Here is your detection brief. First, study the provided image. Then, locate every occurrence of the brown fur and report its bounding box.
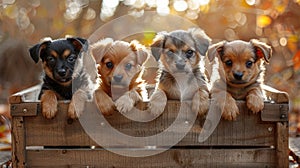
[208,39,272,120]
[149,28,211,117]
[91,38,149,115]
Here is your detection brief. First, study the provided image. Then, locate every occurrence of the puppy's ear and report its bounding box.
[150,32,166,61]
[67,37,88,52]
[130,40,149,65]
[29,38,52,63]
[250,39,272,63]
[207,41,226,62]
[189,28,211,56]
[137,50,149,65]
[90,38,114,63]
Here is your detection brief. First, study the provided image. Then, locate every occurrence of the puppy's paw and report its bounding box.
[97,98,115,116]
[148,89,167,117]
[41,90,58,119]
[192,89,209,116]
[115,95,134,114]
[222,96,239,121]
[94,89,115,116]
[246,93,264,114]
[68,89,88,119]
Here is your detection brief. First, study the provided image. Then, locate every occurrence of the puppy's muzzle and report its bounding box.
[175,60,186,70]
[113,74,123,83]
[233,71,244,80]
[57,68,67,77]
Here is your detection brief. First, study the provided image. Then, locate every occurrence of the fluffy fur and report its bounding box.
[29,37,98,119]
[148,28,211,117]
[91,38,149,115]
[207,39,272,120]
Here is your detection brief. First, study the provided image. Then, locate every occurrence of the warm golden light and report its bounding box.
[257,15,272,28]
[173,0,188,12]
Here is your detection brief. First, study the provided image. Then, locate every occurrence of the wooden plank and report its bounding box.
[25,103,97,146]
[26,148,276,167]
[24,101,275,147]
[10,103,38,117]
[261,103,289,122]
[276,122,289,168]
[262,84,289,103]
[9,85,41,104]
[11,117,26,167]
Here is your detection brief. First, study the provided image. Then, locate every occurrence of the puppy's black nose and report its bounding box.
[57,69,67,77]
[175,61,186,70]
[233,72,243,80]
[113,75,123,83]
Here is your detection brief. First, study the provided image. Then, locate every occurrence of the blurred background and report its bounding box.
[0,0,300,137]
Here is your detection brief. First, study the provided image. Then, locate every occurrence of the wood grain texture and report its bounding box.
[26,148,276,168]
[261,103,289,122]
[276,122,289,168]
[10,85,289,167]
[10,102,38,117]
[11,117,26,168]
[22,101,276,147]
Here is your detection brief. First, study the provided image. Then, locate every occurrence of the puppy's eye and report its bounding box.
[246,61,253,68]
[125,63,132,70]
[47,56,55,63]
[106,62,113,69]
[67,55,76,63]
[166,50,174,57]
[186,50,194,59]
[225,60,232,67]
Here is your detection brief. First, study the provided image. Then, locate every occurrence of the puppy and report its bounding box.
[149,28,211,116]
[207,39,272,120]
[91,38,149,115]
[29,37,97,119]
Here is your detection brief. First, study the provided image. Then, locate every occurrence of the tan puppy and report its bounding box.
[208,39,272,120]
[91,38,149,115]
[149,28,211,116]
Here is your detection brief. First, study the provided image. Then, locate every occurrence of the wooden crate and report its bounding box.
[9,85,289,168]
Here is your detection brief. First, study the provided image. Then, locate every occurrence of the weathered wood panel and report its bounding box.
[276,122,289,167]
[9,85,289,167]
[26,148,276,168]
[21,101,277,147]
[11,117,26,168]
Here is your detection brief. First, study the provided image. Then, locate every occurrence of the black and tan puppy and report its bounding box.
[207,39,272,120]
[29,37,97,119]
[149,28,211,116]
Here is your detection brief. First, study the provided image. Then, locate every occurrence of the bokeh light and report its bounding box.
[280,37,287,46]
[133,0,145,8]
[145,0,156,7]
[257,15,272,28]
[124,0,137,6]
[173,0,188,12]
[185,9,198,20]
[16,8,30,30]
[188,0,200,10]
[198,0,210,6]
[156,6,170,16]
[84,8,96,20]
[102,0,119,8]
[156,0,169,7]
[245,0,256,6]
